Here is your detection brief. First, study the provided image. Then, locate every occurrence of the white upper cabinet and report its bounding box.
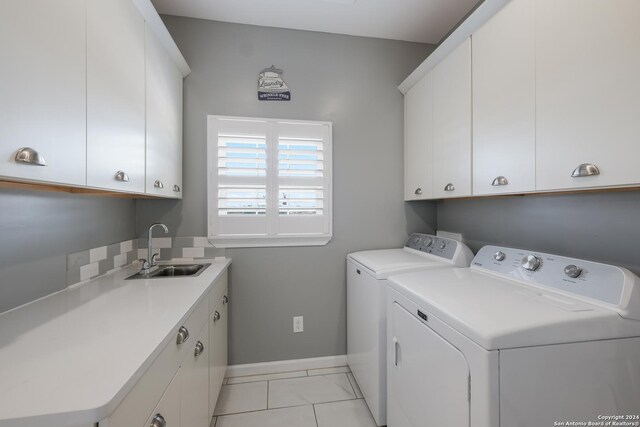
[472,0,535,196]
[536,0,640,191]
[145,25,184,198]
[431,38,472,199]
[87,0,146,193]
[0,0,86,186]
[404,71,433,201]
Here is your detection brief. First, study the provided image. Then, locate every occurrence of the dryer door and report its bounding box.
[389,302,470,427]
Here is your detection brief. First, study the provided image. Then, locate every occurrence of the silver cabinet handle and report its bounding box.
[14,147,46,166]
[444,183,455,192]
[154,180,164,189]
[414,188,422,195]
[491,176,508,186]
[571,163,600,178]
[115,171,130,182]
[173,185,181,192]
[150,414,166,427]
[194,340,204,357]
[223,295,229,304]
[176,326,189,345]
[393,336,399,367]
[213,311,221,322]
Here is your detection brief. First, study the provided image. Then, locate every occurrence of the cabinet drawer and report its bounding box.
[208,270,229,314]
[104,297,208,427]
[142,370,180,427]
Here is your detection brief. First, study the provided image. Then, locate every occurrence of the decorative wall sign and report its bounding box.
[258,65,291,101]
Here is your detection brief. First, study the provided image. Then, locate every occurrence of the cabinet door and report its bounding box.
[472,0,535,196]
[404,72,433,200]
[209,292,228,418]
[145,25,184,198]
[432,38,472,199]
[388,303,470,427]
[143,371,180,427]
[536,0,640,191]
[0,0,86,186]
[180,323,210,427]
[87,0,145,193]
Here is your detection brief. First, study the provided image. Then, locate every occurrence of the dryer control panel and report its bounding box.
[405,233,458,260]
[471,245,640,320]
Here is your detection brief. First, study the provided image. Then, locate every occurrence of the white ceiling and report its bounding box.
[150,0,480,44]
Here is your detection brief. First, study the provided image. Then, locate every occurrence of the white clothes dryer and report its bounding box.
[387,245,640,427]
[347,233,473,426]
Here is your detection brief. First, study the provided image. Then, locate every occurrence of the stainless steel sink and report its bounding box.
[126,263,210,280]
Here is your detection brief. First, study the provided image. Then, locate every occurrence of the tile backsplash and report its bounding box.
[66,237,225,287]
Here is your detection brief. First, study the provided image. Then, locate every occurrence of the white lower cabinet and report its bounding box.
[180,323,210,427]
[209,290,229,419]
[144,373,181,427]
[101,271,228,427]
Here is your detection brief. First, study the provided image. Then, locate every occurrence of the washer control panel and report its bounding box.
[471,245,628,307]
[405,233,458,260]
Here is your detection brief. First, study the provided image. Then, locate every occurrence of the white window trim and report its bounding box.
[207,115,333,248]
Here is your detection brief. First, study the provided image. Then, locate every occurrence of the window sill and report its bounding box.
[208,234,332,248]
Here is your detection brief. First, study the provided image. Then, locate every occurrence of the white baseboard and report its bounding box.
[226,355,348,378]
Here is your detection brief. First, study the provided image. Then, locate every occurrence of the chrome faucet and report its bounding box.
[139,223,169,275]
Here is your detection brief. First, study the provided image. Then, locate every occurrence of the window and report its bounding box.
[208,115,332,247]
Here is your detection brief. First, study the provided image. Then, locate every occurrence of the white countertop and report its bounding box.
[0,258,231,427]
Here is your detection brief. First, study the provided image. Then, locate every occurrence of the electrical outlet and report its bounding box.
[293,316,304,333]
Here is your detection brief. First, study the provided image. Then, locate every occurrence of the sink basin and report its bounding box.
[126,263,210,280]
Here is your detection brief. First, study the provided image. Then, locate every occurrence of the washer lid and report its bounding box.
[388,267,639,350]
[348,234,474,279]
[348,249,449,279]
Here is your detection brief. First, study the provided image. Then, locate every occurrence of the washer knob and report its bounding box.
[521,255,542,272]
[493,251,506,261]
[564,264,583,279]
[439,242,447,250]
[424,237,433,247]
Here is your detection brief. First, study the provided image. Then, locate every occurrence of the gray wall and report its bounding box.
[437,191,640,275]
[136,16,437,364]
[0,188,135,313]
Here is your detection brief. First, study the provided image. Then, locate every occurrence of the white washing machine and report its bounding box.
[347,233,473,426]
[387,245,640,427]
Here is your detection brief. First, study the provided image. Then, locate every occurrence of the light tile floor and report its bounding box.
[211,365,376,427]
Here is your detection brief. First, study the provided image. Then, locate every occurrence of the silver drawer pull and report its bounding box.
[154,180,164,189]
[414,187,422,195]
[393,336,399,366]
[176,326,189,345]
[194,340,204,357]
[213,311,221,322]
[444,183,455,192]
[173,184,181,192]
[151,414,166,427]
[114,171,130,182]
[571,163,600,178]
[14,147,46,166]
[491,176,508,186]
[223,295,229,304]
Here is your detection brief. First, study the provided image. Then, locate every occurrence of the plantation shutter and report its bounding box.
[212,118,269,236]
[276,122,331,235]
[209,116,332,247]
